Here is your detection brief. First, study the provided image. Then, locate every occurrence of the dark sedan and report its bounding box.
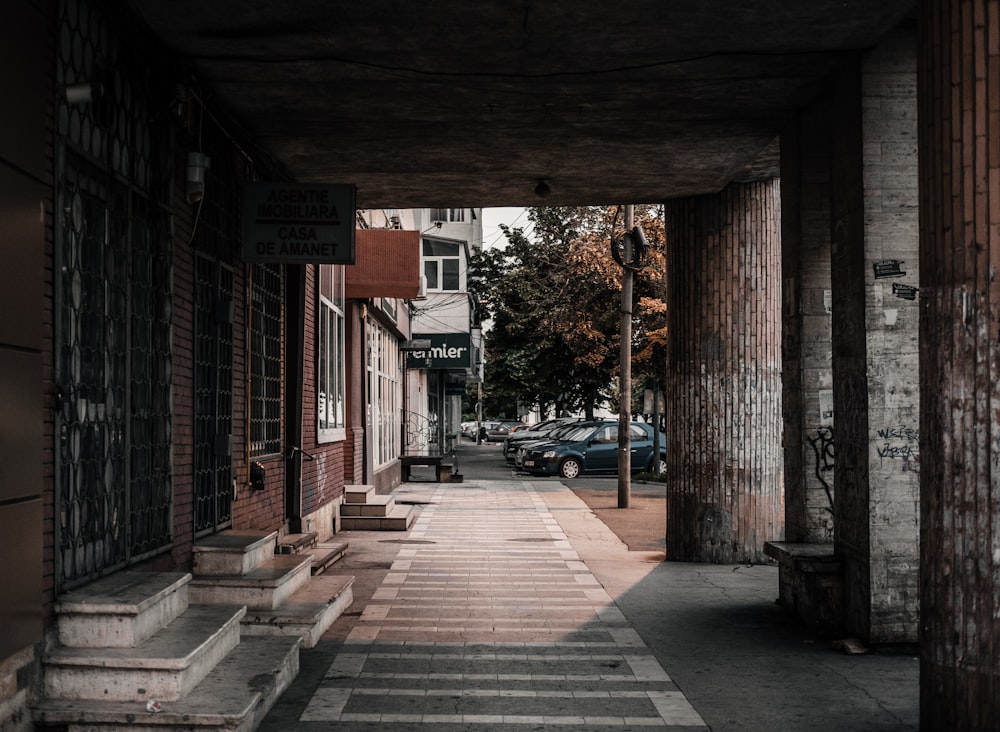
[520,421,666,479]
[503,417,587,463]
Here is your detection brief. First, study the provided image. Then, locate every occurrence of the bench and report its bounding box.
[400,450,450,482]
[764,541,843,632]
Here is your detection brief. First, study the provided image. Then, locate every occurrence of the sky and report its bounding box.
[480,207,529,250]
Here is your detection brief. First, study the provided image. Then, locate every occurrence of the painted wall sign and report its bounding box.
[406,332,472,370]
[873,259,906,278]
[892,283,918,300]
[243,183,356,264]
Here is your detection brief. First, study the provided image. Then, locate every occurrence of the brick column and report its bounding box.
[663,181,783,564]
[918,2,1000,729]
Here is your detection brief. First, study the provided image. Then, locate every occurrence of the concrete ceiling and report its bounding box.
[127,1,917,209]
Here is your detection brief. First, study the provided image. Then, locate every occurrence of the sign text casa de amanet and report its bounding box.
[243,183,356,264]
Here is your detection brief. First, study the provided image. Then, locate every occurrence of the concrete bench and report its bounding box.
[765,541,843,632]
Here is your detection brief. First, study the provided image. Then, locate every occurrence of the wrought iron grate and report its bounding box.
[250,263,283,457]
[55,0,173,590]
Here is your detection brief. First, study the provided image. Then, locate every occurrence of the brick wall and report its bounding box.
[299,264,348,522]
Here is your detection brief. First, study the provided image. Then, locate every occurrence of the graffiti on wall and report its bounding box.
[876,424,920,473]
[807,426,835,514]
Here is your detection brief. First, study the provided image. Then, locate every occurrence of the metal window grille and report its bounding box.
[250,263,283,456]
[54,0,173,590]
[193,256,234,535]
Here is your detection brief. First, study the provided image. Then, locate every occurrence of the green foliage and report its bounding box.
[469,205,668,419]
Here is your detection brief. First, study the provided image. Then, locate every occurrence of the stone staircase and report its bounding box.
[276,531,349,575]
[188,529,354,648]
[33,571,300,731]
[34,528,355,731]
[339,484,415,530]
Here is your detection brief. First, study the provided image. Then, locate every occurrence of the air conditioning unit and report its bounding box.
[412,274,427,301]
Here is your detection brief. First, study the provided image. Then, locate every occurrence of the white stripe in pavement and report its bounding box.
[299,687,352,721]
[348,688,653,697]
[624,655,672,681]
[646,690,707,726]
[360,604,390,620]
[324,712,673,726]
[325,653,367,678]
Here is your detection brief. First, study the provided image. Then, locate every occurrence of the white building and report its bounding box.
[361,207,483,454]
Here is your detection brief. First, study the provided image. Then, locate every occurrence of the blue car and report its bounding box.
[520,421,666,479]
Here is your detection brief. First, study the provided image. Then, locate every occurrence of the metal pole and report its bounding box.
[476,380,483,444]
[618,205,634,508]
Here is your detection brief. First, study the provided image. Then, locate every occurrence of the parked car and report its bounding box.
[460,421,479,440]
[520,421,667,479]
[481,419,526,443]
[512,420,600,469]
[503,417,586,463]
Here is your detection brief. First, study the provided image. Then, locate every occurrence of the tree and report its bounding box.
[469,205,667,420]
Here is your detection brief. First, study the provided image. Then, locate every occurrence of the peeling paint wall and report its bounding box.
[832,29,920,644]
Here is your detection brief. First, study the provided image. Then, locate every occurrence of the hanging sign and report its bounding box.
[406,332,472,369]
[243,183,356,264]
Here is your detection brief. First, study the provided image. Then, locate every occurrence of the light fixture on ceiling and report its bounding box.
[534,179,551,198]
[65,82,103,105]
[186,151,211,203]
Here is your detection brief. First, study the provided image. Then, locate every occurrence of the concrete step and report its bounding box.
[44,604,245,702]
[343,484,376,504]
[34,635,300,732]
[241,574,355,648]
[54,571,191,649]
[188,555,312,610]
[192,530,278,576]
[306,541,349,575]
[339,494,396,517]
[277,532,318,555]
[340,504,414,531]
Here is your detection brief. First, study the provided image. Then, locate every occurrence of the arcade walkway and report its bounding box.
[260,452,918,731]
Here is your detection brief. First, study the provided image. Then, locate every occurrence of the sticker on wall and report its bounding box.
[823,289,832,315]
[873,259,906,279]
[891,283,918,300]
[819,389,833,425]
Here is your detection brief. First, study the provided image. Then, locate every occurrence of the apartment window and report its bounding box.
[317,265,346,441]
[250,263,283,456]
[429,208,466,223]
[423,238,461,291]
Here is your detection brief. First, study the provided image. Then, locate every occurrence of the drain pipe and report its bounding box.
[285,265,306,533]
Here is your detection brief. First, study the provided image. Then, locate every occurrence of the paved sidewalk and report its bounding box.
[260,471,919,731]
[261,479,705,730]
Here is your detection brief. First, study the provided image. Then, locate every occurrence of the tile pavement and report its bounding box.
[262,479,706,730]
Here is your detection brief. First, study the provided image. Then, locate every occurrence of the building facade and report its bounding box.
[0,1,421,727]
[361,208,484,454]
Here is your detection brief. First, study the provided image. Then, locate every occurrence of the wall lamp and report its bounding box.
[186,151,211,203]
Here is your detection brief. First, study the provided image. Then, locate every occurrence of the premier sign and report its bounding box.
[243,183,356,264]
[406,332,472,370]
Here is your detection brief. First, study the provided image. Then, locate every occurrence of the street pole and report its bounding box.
[617,205,633,508]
